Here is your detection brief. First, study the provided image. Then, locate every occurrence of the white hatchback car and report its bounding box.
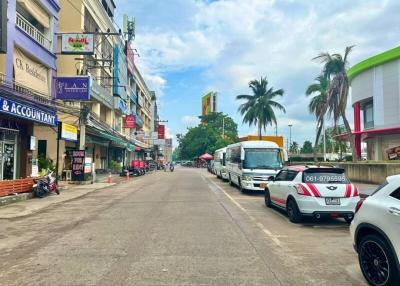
[350,175,400,286]
[264,165,360,223]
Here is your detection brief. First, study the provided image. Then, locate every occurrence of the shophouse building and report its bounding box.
[349,46,400,160]
[0,0,60,180]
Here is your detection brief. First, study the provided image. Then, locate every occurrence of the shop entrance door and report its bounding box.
[0,132,17,180]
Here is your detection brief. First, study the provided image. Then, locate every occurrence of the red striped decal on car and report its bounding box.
[271,196,286,206]
[353,185,359,197]
[345,184,352,197]
[306,183,321,197]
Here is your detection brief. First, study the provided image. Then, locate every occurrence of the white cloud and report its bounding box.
[181,115,200,128]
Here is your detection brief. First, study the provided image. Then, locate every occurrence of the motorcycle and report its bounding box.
[33,170,60,198]
[169,164,174,172]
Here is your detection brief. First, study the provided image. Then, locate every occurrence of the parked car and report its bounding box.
[350,175,400,286]
[264,165,360,223]
[226,140,287,193]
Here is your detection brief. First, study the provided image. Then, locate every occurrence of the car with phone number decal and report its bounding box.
[264,165,360,223]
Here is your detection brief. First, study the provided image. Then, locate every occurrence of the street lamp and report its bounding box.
[288,124,293,153]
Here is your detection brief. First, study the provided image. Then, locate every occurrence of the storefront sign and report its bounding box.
[55,77,90,100]
[71,150,85,181]
[158,124,165,139]
[61,33,94,54]
[387,146,400,160]
[31,158,39,177]
[0,96,57,126]
[123,115,136,128]
[29,136,36,151]
[134,146,141,151]
[84,157,92,173]
[14,48,49,95]
[60,122,78,142]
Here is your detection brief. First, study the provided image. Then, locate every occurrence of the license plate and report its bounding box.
[325,198,341,205]
[260,183,268,188]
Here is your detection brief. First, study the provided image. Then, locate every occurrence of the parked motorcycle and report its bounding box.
[169,165,174,172]
[33,170,60,198]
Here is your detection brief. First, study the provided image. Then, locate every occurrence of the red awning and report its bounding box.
[334,126,400,141]
[199,153,214,160]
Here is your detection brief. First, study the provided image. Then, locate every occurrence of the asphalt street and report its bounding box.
[0,168,367,285]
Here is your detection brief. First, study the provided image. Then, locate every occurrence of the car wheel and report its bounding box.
[229,175,234,186]
[239,179,245,193]
[264,189,272,207]
[286,199,302,223]
[358,234,399,286]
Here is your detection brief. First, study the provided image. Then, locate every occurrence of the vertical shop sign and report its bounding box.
[71,150,85,181]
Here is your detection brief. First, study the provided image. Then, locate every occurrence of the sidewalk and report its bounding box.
[0,182,116,219]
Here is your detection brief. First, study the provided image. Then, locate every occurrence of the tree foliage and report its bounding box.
[236,77,285,139]
[300,140,314,154]
[177,112,238,160]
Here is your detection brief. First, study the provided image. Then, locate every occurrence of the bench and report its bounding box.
[0,178,34,197]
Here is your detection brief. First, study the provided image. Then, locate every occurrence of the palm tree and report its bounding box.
[313,46,358,161]
[237,77,286,139]
[306,74,329,162]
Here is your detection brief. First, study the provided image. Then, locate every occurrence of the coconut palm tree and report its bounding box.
[313,46,358,161]
[237,77,286,139]
[306,74,329,162]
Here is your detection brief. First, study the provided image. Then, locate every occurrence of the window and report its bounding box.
[303,168,349,184]
[286,171,298,181]
[390,188,400,200]
[243,148,282,169]
[275,170,288,181]
[38,140,47,158]
[364,101,374,129]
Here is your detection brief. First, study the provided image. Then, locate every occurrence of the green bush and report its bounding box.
[109,160,121,172]
[38,155,55,174]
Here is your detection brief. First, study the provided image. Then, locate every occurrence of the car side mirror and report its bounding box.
[268,176,275,181]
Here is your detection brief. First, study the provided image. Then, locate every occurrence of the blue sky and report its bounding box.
[115,0,400,147]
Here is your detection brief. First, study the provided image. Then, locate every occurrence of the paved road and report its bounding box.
[0,168,367,285]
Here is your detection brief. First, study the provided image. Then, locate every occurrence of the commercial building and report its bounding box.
[0,0,60,180]
[349,46,400,160]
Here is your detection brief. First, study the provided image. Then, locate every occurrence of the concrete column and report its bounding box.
[353,102,362,158]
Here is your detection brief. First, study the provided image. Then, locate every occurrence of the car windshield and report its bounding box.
[303,169,349,184]
[243,148,282,169]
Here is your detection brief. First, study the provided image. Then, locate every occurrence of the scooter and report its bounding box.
[33,170,60,198]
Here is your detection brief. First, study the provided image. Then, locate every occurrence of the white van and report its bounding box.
[213,147,228,180]
[226,141,287,192]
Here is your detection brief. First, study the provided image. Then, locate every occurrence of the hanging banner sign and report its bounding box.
[61,33,94,54]
[71,150,85,181]
[0,96,57,126]
[123,115,136,128]
[60,122,78,142]
[55,77,90,100]
[158,124,165,139]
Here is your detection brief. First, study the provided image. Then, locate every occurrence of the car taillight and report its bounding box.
[295,184,311,196]
[355,198,365,213]
[346,184,359,197]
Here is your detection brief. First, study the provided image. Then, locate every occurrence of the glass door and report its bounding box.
[2,142,16,180]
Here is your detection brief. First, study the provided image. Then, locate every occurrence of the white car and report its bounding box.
[264,165,360,223]
[350,175,400,286]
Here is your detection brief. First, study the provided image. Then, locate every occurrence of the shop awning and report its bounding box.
[99,130,127,147]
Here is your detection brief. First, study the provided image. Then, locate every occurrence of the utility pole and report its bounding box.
[288,124,292,153]
[275,123,278,136]
[323,118,327,161]
[79,105,90,150]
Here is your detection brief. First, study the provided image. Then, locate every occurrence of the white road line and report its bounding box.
[204,176,283,247]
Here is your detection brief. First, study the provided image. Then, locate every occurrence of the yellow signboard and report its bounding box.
[201,92,215,116]
[61,122,78,142]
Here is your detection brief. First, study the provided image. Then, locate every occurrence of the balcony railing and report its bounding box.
[0,72,54,107]
[16,12,52,51]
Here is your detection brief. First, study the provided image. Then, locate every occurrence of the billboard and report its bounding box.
[201,92,217,116]
[55,77,90,100]
[61,33,94,54]
[387,146,400,160]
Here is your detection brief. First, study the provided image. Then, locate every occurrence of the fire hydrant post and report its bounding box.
[126,170,129,180]
[107,172,112,183]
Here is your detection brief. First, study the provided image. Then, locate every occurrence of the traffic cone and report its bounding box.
[107,172,112,183]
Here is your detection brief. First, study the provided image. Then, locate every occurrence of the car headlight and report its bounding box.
[242,175,253,181]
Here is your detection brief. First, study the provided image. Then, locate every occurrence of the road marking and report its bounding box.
[204,176,283,247]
